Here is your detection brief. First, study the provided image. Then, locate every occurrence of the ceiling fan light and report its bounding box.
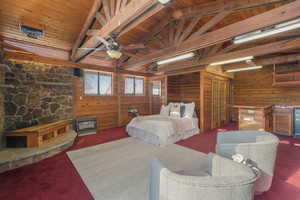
[107,50,122,59]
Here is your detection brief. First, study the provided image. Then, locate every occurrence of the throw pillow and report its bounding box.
[184,102,195,118]
[170,103,181,118]
[160,105,170,116]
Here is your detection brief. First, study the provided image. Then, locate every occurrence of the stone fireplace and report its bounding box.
[0,47,74,147]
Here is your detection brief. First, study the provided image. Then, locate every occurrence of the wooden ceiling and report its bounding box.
[0,0,94,50]
[1,0,300,74]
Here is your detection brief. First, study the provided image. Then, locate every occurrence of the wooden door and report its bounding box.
[211,79,230,129]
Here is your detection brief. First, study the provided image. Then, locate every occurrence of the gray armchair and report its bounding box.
[150,153,259,200]
[216,131,279,194]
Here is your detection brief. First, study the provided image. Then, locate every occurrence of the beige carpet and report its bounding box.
[67,138,208,200]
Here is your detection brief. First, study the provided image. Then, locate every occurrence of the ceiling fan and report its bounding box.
[78,34,145,59]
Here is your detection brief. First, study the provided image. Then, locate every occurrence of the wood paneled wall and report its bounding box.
[149,76,167,115]
[232,69,300,121]
[73,73,119,130]
[119,74,150,126]
[74,72,151,130]
[167,72,201,114]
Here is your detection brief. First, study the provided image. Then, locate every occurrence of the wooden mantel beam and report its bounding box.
[158,37,300,72]
[222,54,300,71]
[72,0,168,62]
[123,0,300,69]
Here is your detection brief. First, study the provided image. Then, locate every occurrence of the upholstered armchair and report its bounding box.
[149,153,259,200]
[216,131,279,194]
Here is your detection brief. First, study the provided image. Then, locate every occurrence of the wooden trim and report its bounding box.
[199,72,205,132]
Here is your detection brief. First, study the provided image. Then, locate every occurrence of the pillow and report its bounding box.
[169,103,181,118]
[160,105,170,116]
[184,102,195,118]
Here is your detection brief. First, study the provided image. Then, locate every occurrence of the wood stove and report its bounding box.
[75,117,97,136]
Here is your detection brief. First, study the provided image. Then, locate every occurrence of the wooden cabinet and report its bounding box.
[273,107,294,136]
[234,105,273,132]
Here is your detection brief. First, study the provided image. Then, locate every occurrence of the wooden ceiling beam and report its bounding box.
[141,11,173,44]
[172,0,295,19]
[6,51,116,71]
[110,0,116,17]
[158,37,300,72]
[178,16,202,44]
[72,0,168,62]
[103,0,112,20]
[173,20,186,44]
[199,38,300,65]
[222,54,300,71]
[70,0,103,61]
[123,1,300,69]
[95,12,107,26]
[187,10,232,41]
[115,0,122,15]
[5,51,153,76]
[142,0,292,47]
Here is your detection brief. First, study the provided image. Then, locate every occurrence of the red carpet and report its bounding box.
[1,124,300,200]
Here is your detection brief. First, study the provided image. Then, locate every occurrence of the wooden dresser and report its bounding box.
[234,105,273,132]
[273,106,294,136]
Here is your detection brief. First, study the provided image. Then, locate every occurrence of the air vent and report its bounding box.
[20,24,44,39]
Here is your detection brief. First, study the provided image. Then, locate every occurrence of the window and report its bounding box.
[152,81,161,96]
[125,76,144,95]
[84,71,112,95]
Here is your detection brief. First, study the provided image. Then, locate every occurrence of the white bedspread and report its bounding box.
[126,115,197,145]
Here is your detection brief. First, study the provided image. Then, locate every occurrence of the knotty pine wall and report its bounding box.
[232,68,300,121]
[167,72,201,115]
[149,76,167,115]
[73,73,119,130]
[119,74,150,126]
[74,72,151,130]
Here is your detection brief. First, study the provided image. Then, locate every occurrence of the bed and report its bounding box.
[126,102,199,146]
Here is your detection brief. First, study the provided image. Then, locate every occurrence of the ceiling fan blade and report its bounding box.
[122,43,146,51]
[93,35,111,47]
[78,47,107,51]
